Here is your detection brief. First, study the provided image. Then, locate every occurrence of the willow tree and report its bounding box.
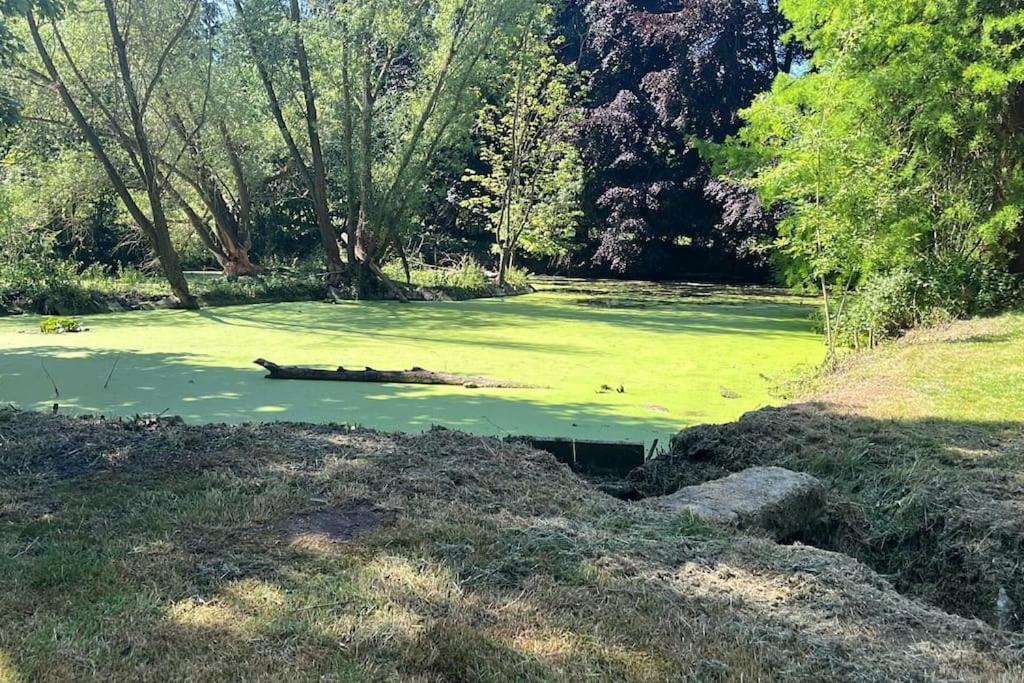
[231,0,347,284]
[13,0,200,307]
[337,0,541,292]
[233,0,537,295]
[1,0,27,134]
[154,3,269,278]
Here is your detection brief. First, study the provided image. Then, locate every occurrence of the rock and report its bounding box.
[650,466,825,540]
[104,299,126,313]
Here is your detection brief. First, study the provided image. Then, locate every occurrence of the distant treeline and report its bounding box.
[1,1,1022,336]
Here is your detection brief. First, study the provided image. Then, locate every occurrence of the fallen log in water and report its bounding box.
[254,359,531,389]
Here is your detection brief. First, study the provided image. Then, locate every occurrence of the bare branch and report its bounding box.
[140,0,200,116]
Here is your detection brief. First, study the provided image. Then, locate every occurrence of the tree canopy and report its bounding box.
[1,0,1021,341]
[564,0,799,277]
[712,0,1024,350]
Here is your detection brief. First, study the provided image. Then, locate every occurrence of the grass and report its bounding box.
[0,279,824,445]
[630,311,1024,628]
[1,412,1020,681]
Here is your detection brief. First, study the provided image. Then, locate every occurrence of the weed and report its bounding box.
[39,316,85,334]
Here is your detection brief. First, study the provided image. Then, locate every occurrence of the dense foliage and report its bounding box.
[713,0,1024,350]
[458,9,584,285]
[563,0,798,277]
[3,0,798,295]
[1,0,1022,345]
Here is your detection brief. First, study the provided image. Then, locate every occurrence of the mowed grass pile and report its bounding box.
[1,411,1023,681]
[630,312,1024,628]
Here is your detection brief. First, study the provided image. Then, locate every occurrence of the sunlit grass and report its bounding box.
[806,312,1024,426]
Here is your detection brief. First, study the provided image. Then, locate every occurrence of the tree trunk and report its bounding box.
[167,114,263,279]
[234,0,343,285]
[289,0,344,284]
[150,219,196,307]
[103,0,197,309]
[397,239,412,285]
[497,244,513,287]
[355,46,376,298]
[218,121,253,249]
[255,359,531,388]
[341,39,363,297]
[220,253,264,279]
[207,188,263,278]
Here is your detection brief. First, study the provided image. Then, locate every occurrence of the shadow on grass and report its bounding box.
[0,346,681,444]
[1,412,1018,680]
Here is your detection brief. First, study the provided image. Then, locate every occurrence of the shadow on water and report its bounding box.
[81,290,818,342]
[0,285,824,444]
[0,347,682,445]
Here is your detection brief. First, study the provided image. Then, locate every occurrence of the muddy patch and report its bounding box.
[282,502,393,546]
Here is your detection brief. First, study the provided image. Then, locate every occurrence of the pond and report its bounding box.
[0,279,824,446]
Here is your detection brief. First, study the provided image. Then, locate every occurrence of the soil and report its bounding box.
[282,503,394,544]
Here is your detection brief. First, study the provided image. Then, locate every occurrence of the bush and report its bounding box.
[0,246,94,314]
[840,260,1024,347]
[842,270,935,347]
[196,271,325,305]
[383,256,494,291]
[502,265,531,288]
[0,187,93,312]
[925,259,1024,317]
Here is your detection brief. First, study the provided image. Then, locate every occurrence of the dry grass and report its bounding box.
[630,311,1024,630]
[1,410,1022,681]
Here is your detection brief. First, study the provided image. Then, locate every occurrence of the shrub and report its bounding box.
[501,265,531,288]
[840,260,1024,347]
[383,256,495,291]
[197,271,324,305]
